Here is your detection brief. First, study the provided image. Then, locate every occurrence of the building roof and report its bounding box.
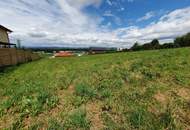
[0,25,13,32]
[54,51,74,57]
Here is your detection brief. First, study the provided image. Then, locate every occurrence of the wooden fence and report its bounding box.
[0,48,40,67]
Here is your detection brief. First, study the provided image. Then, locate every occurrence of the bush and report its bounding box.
[174,33,190,47]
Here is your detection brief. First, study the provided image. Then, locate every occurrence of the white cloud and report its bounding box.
[0,0,105,47]
[119,7,190,44]
[106,0,112,6]
[103,10,122,25]
[62,0,102,9]
[103,10,114,17]
[137,11,155,22]
[0,1,190,48]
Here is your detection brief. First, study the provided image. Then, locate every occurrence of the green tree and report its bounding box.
[174,37,184,47]
[183,32,190,46]
[150,39,160,49]
[131,42,142,51]
[174,32,190,47]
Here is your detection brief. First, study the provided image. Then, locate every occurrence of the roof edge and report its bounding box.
[0,25,13,32]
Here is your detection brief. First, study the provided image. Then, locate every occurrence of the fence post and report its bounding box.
[9,49,12,65]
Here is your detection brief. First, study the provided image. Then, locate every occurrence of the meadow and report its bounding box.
[0,48,190,130]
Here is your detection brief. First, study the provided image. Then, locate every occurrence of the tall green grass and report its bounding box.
[0,47,190,129]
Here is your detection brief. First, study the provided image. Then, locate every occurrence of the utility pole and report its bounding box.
[17,39,21,49]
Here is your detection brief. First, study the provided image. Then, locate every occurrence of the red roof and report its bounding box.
[54,51,74,57]
[0,25,13,32]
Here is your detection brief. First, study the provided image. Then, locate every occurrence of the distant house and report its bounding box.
[0,25,15,48]
[89,47,117,54]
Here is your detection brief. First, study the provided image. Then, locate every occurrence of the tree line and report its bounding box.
[129,32,190,51]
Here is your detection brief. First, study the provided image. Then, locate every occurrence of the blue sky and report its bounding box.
[0,0,190,48]
[97,0,190,28]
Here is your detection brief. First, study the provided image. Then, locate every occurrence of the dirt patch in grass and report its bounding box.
[154,91,168,105]
[148,106,160,116]
[176,109,190,129]
[22,108,55,129]
[23,116,36,129]
[67,85,75,94]
[22,89,70,129]
[0,114,16,129]
[86,101,104,130]
[131,72,144,80]
[177,88,190,100]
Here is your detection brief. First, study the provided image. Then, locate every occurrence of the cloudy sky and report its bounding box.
[0,0,190,48]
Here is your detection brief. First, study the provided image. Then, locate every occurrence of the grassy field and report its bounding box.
[0,48,190,129]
